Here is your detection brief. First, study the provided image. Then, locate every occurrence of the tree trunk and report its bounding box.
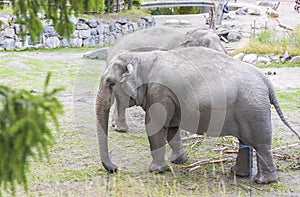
[128,0,133,10]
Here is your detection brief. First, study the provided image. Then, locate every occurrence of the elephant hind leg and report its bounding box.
[254,145,277,184]
[231,140,252,177]
[167,127,187,164]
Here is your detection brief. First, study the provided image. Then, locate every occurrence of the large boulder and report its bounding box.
[242,54,258,64]
[83,47,109,59]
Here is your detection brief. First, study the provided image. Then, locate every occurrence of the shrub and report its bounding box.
[233,26,300,56]
[0,73,64,196]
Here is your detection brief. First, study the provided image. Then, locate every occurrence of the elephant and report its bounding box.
[96,46,300,184]
[107,27,227,133]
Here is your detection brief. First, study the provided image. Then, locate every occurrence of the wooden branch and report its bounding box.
[182,135,204,141]
[275,19,293,31]
[188,157,235,172]
[182,159,211,168]
[272,143,299,151]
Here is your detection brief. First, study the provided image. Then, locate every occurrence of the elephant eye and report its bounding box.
[106,78,116,89]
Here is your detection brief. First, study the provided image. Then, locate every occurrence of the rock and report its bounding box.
[80,29,92,39]
[217,28,230,38]
[247,7,261,15]
[3,28,15,38]
[269,54,280,62]
[256,56,271,65]
[97,25,103,35]
[69,15,77,24]
[179,20,191,25]
[242,54,258,64]
[45,37,60,48]
[103,25,110,35]
[83,36,96,47]
[77,18,88,24]
[236,7,247,15]
[233,53,245,61]
[4,39,15,50]
[91,28,98,36]
[15,41,23,49]
[164,19,179,25]
[223,13,236,20]
[281,51,290,62]
[290,56,300,63]
[227,31,242,42]
[0,18,9,29]
[0,35,4,45]
[257,1,280,10]
[44,26,57,37]
[127,22,135,32]
[266,9,279,18]
[76,23,89,30]
[136,20,144,28]
[83,47,109,59]
[70,37,83,47]
[95,35,104,46]
[60,38,70,47]
[116,18,127,25]
[87,21,98,28]
[107,35,116,45]
[109,24,115,33]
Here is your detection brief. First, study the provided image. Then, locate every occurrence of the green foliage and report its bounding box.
[256,61,300,68]
[124,0,142,8]
[0,73,64,196]
[3,0,105,43]
[150,6,202,15]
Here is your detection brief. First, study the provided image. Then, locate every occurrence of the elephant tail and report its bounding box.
[269,85,300,140]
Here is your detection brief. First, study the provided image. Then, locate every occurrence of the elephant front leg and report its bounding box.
[148,129,169,173]
[231,141,252,177]
[167,127,187,164]
[113,96,129,133]
[145,102,175,173]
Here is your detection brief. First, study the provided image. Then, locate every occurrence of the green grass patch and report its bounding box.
[276,88,300,110]
[233,26,300,56]
[101,7,151,21]
[256,61,300,68]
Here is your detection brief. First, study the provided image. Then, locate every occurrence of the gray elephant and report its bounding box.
[107,27,227,132]
[96,47,300,184]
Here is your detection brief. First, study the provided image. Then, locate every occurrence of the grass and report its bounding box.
[232,26,300,56]
[276,88,300,110]
[1,48,300,196]
[99,7,151,21]
[256,61,300,68]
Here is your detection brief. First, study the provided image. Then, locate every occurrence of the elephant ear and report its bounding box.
[120,63,137,99]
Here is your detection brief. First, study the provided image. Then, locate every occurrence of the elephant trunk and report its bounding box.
[95,85,118,172]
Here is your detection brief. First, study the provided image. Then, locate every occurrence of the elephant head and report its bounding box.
[180,28,227,54]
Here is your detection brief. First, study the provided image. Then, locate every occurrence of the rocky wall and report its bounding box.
[0,15,155,50]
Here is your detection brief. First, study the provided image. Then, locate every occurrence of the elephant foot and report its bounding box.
[114,124,129,133]
[149,161,169,174]
[170,152,188,164]
[254,171,277,184]
[231,165,250,178]
[102,162,118,173]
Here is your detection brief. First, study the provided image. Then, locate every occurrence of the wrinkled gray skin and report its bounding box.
[96,47,300,184]
[107,27,227,133]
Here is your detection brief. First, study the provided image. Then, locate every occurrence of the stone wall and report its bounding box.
[0,15,155,50]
